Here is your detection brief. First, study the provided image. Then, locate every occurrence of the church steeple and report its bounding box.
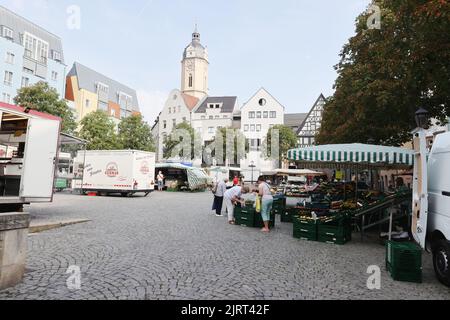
[181,24,209,99]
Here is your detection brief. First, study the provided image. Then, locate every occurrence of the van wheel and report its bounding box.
[433,240,450,287]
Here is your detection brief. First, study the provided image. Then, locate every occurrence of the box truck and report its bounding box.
[0,102,62,212]
[74,150,155,197]
[412,130,450,286]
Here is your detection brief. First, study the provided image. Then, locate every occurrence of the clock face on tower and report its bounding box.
[185,59,194,72]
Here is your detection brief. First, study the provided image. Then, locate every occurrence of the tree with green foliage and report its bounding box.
[14,81,77,134]
[163,122,202,160]
[79,111,119,150]
[262,125,298,167]
[317,0,450,146]
[118,114,155,152]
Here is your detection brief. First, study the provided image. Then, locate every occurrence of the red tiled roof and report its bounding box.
[0,102,62,122]
[181,93,200,111]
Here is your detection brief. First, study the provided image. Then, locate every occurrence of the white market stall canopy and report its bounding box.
[156,163,212,190]
[261,169,325,177]
[287,144,414,170]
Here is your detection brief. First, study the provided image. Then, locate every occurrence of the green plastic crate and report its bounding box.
[280,208,300,223]
[294,229,317,241]
[318,232,351,245]
[386,241,422,283]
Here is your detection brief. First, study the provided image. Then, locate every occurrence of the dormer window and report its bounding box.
[1,26,13,40]
[52,50,62,62]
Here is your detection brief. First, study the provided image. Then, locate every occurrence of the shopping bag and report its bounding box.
[255,196,261,213]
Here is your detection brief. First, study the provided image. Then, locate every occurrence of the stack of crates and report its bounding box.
[386,241,422,283]
[280,207,297,223]
[234,205,275,228]
[293,216,318,241]
[272,197,286,215]
[317,213,352,245]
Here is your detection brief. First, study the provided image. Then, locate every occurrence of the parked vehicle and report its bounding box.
[413,131,450,286]
[74,150,156,197]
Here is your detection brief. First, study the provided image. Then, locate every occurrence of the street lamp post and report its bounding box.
[249,161,256,185]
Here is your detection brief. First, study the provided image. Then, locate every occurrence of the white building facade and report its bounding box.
[240,88,284,179]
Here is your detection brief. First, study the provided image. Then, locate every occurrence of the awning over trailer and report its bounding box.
[60,133,88,145]
[156,163,212,190]
[287,144,414,170]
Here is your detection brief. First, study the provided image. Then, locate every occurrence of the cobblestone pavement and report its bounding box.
[0,192,449,300]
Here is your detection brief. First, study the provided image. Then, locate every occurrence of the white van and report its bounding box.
[413,131,450,286]
[426,132,450,286]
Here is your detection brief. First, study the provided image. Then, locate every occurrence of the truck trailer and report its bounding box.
[0,102,61,212]
[74,150,156,197]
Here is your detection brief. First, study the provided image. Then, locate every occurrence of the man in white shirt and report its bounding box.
[224,185,250,224]
[212,179,228,217]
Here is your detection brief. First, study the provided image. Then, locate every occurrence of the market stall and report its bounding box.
[155,163,212,192]
[284,144,414,243]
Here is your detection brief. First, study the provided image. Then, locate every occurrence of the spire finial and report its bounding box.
[192,22,200,42]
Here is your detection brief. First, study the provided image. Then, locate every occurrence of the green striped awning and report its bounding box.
[287,144,414,169]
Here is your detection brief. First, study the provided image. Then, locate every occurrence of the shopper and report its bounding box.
[212,178,228,217]
[224,185,250,225]
[257,176,274,233]
[157,171,165,191]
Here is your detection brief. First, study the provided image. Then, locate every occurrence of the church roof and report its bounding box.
[195,96,237,114]
[181,93,200,111]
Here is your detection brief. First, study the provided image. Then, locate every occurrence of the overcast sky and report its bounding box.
[0,0,371,123]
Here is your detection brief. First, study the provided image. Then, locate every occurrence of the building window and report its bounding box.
[215,115,220,119]
[201,116,206,120]
[189,74,193,88]
[250,125,255,132]
[97,82,109,94]
[209,116,213,120]
[208,127,214,134]
[51,71,58,81]
[256,125,261,132]
[52,50,62,62]
[23,32,49,64]
[2,93,11,104]
[5,52,14,64]
[1,26,13,40]
[259,98,267,106]
[263,111,268,119]
[168,107,171,114]
[256,111,262,119]
[182,117,187,122]
[244,125,249,132]
[249,112,255,119]
[98,101,108,111]
[23,67,34,75]
[178,106,181,113]
[173,119,176,127]
[85,99,90,108]
[118,92,133,112]
[216,104,220,109]
[21,77,29,88]
[3,71,13,86]
[223,115,228,119]
[163,121,167,129]
[111,109,116,118]
[270,111,276,118]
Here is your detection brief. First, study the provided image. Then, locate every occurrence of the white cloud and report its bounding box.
[7,0,48,11]
[137,90,168,125]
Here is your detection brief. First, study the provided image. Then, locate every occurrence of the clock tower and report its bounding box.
[181,25,209,99]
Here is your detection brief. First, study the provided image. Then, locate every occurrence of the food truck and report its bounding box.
[74,150,156,197]
[0,102,61,212]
